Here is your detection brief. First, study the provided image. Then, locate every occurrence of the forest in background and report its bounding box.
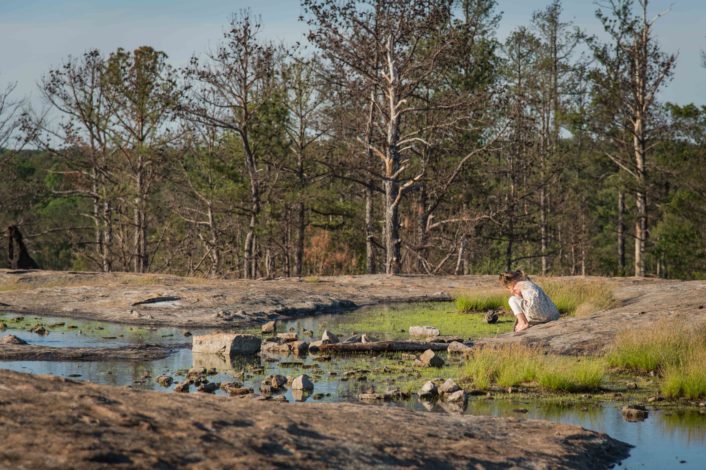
[1,0,704,279]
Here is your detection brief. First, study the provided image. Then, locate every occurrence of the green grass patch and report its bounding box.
[325,302,514,340]
[538,278,617,316]
[454,290,507,313]
[461,345,605,393]
[608,320,706,399]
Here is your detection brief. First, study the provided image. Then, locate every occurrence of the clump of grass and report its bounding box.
[461,345,605,393]
[607,320,704,373]
[538,278,617,316]
[661,349,706,399]
[608,320,706,399]
[454,290,507,313]
[536,358,605,392]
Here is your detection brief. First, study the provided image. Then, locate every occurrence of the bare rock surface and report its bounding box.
[480,279,706,355]
[0,343,178,361]
[1,270,704,356]
[0,369,629,469]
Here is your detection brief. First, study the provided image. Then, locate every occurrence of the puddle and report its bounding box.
[0,313,193,348]
[1,307,705,469]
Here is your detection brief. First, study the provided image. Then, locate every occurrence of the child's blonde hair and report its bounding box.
[499,269,528,287]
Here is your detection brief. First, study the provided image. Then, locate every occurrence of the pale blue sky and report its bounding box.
[1,0,704,105]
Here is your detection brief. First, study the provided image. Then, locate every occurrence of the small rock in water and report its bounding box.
[418,381,438,400]
[439,379,460,395]
[221,383,251,396]
[156,375,173,387]
[359,393,383,401]
[30,324,48,336]
[361,334,377,343]
[174,381,190,393]
[417,349,445,368]
[269,374,288,389]
[198,382,219,394]
[1,334,27,345]
[342,334,363,344]
[277,332,298,342]
[409,326,440,337]
[183,331,192,337]
[321,330,339,344]
[621,404,649,422]
[485,309,499,324]
[261,320,277,334]
[308,340,323,352]
[290,341,309,356]
[445,390,466,404]
[291,374,314,391]
[302,329,314,337]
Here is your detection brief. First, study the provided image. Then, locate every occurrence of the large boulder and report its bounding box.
[192,333,261,355]
[291,374,314,391]
[409,326,440,337]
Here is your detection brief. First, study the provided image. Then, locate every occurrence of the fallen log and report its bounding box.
[317,341,450,353]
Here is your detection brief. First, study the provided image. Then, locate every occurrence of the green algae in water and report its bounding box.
[282,302,514,341]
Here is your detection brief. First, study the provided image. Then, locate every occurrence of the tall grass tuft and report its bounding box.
[608,320,706,399]
[462,345,605,392]
[454,278,616,316]
[454,290,507,313]
[538,278,617,316]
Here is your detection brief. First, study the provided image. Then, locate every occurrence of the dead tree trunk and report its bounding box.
[7,226,39,269]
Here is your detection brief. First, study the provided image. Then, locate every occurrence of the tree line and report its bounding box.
[1,0,704,279]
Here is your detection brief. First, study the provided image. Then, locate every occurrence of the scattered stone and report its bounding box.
[418,381,438,400]
[0,322,6,330]
[192,333,261,355]
[30,324,48,336]
[198,382,219,394]
[221,383,251,396]
[291,374,314,391]
[439,379,460,395]
[322,330,339,343]
[447,341,473,354]
[359,393,383,401]
[308,340,324,352]
[269,375,287,390]
[174,381,190,393]
[261,341,292,355]
[445,390,466,404]
[312,393,324,400]
[261,321,277,334]
[621,404,649,422]
[342,334,363,344]
[361,334,378,343]
[290,341,309,356]
[156,375,173,387]
[303,329,314,337]
[277,332,298,342]
[383,387,402,401]
[647,396,664,403]
[485,309,499,324]
[626,382,638,390]
[259,382,273,395]
[183,331,192,337]
[1,335,27,345]
[417,349,445,368]
[513,408,529,414]
[401,353,417,360]
[409,326,440,337]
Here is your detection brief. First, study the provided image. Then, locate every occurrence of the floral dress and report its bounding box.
[515,280,560,323]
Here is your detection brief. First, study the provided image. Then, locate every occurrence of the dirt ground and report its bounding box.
[0,369,629,469]
[1,269,704,355]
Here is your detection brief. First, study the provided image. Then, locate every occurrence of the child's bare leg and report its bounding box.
[508,296,529,332]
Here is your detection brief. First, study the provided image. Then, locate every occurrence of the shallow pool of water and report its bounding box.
[1,309,705,469]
